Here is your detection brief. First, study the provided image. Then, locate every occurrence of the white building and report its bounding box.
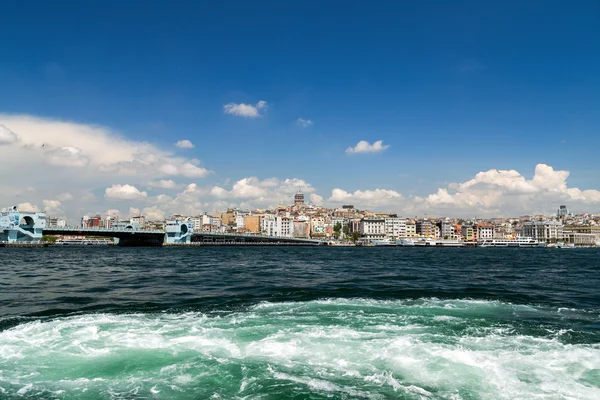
[521,220,564,242]
[384,217,406,239]
[360,217,386,241]
[47,217,67,228]
[235,215,245,229]
[476,225,494,241]
[261,215,293,237]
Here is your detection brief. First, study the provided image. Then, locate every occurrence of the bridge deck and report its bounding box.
[43,227,324,245]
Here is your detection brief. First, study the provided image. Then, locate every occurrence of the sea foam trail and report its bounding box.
[0,298,599,399]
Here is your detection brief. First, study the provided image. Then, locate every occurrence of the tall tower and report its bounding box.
[294,191,305,208]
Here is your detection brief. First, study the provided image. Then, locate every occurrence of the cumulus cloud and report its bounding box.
[56,193,73,202]
[0,114,212,222]
[329,188,402,208]
[43,199,63,215]
[0,124,18,145]
[325,164,600,216]
[0,114,211,178]
[105,184,148,201]
[223,100,268,118]
[145,176,320,217]
[421,164,600,215]
[310,193,323,205]
[296,118,313,128]
[142,205,166,221]
[175,140,194,149]
[17,202,40,212]
[147,179,183,190]
[346,140,389,154]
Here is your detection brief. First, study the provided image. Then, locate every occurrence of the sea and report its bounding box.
[0,246,599,399]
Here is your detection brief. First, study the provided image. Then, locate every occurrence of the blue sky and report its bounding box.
[1,1,599,219]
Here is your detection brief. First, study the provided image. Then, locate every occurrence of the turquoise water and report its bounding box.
[1,247,599,399]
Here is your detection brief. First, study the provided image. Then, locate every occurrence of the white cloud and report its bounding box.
[223,100,268,118]
[142,205,166,221]
[310,193,323,205]
[0,124,18,145]
[105,184,148,201]
[325,164,600,216]
[44,146,90,167]
[346,140,389,154]
[296,118,313,128]
[105,209,121,218]
[329,188,402,208]
[0,114,211,178]
[17,202,40,212]
[175,140,194,149]
[0,114,212,222]
[56,193,73,202]
[43,199,62,215]
[420,164,600,216]
[147,179,183,190]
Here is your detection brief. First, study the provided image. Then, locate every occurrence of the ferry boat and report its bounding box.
[396,238,416,246]
[372,238,395,246]
[414,238,437,246]
[53,238,115,246]
[478,237,546,248]
[435,239,465,247]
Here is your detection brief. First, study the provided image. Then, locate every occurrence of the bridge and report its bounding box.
[44,226,168,246]
[43,226,325,246]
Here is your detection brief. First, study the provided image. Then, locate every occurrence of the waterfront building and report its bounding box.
[235,215,245,229]
[563,225,600,241]
[416,219,435,237]
[405,220,417,237]
[360,217,386,242]
[474,224,494,241]
[104,215,118,229]
[563,231,597,246]
[437,220,453,239]
[190,216,203,232]
[244,215,261,233]
[293,221,310,238]
[131,215,146,229]
[112,221,141,230]
[220,209,236,226]
[311,216,326,237]
[453,224,463,240]
[521,220,564,242]
[260,215,293,237]
[82,215,102,228]
[47,217,66,228]
[461,225,474,241]
[384,217,406,239]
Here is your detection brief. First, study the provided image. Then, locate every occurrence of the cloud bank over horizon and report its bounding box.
[1,114,599,222]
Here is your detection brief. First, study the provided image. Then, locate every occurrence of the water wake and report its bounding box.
[1,298,599,399]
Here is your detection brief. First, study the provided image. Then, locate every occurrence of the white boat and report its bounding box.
[414,238,436,246]
[478,237,546,248]
[372,238,395,246]
[53,238,114,246]
[396,238,416,246]
[435,239,465,247]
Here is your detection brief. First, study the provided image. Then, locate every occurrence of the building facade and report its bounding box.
[360,217,386,241]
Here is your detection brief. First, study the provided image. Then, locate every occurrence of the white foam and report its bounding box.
[0,299,598,399]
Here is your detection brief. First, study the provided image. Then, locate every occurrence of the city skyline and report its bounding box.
[1,1,600,221]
